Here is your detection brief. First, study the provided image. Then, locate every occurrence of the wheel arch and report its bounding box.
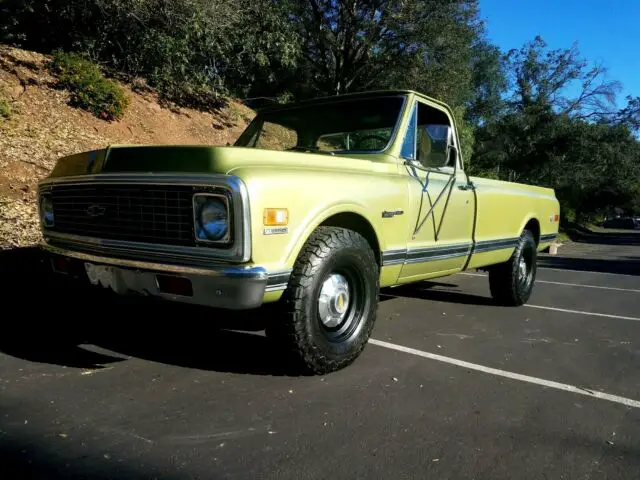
[284,206,384,269]
[522,217,541,246]
[319,212,382,266]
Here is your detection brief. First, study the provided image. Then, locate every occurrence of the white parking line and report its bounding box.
[459,272,640,293]
[538,266,638,277]
[524,304,640,321]
[530,280,640,293]
[369,338,640,409]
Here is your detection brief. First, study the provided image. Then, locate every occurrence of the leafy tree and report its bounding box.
[285,0,482,102]
[471,36,640,220]
[505,36,622,119]
[466,40,508,127]
[0,0,300,109]
[612,95,640,132]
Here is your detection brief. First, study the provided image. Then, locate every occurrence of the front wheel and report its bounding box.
[266,226,379,374]
[488,229,537,306]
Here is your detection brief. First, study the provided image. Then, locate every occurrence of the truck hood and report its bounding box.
[47,145,387,179]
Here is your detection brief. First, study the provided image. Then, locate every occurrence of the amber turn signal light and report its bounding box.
[264,208,289,226]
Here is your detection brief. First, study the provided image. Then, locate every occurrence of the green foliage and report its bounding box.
[281,0,481,105]
[451,106,475,168]
[466,40,508,127]
[277,92,294,105]
[0,0,299,110]
[50,50,129,120]
[0,98,11,119]
[472,37,640,220]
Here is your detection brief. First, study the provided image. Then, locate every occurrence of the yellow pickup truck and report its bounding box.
[37,90,560,373]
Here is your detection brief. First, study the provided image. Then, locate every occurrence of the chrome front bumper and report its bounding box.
[41,243,284,310]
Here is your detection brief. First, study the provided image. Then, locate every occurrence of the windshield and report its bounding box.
[235,96,406,153]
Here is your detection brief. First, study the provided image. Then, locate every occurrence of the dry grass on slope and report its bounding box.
[0,45,255,249]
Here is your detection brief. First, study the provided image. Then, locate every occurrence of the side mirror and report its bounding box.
[441,125,453,159]
[447,143,458,167]
[424,124,456,169]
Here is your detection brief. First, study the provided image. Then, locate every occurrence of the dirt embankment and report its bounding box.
[0,45,255,249]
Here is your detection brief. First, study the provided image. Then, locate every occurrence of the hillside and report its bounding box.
[0,45,255,250]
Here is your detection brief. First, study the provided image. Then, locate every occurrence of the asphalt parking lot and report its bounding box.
[1,239,639,479]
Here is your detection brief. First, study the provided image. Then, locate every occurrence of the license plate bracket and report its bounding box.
[84,263,117,290]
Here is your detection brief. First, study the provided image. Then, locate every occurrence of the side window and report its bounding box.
[316,132,347,151]
[416,102,456,169]
[400,103,417,160]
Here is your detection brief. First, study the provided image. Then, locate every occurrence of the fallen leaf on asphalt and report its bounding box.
[81,367,113,376]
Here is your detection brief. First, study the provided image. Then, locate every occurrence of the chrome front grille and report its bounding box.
[47,183,196,246]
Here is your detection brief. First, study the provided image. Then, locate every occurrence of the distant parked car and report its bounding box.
[602,217,638,229]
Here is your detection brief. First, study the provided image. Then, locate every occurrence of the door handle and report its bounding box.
[458,182,475,191]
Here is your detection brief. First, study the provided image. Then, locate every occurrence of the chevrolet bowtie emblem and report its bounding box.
[86,204,106,217]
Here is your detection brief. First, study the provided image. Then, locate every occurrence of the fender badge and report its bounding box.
[264,227,289,235]
[382,209,404,218]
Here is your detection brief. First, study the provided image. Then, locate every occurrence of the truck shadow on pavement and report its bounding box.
[537,255,640,276]
[380,283,497,306]
[0,434,173,480]
[0,247,302,376]
[1,302,298,377]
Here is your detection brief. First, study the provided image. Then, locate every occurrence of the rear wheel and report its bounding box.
[266,226,379,374]
[488,229,537,306]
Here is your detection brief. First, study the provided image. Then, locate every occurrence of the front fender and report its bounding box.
[281,202,383,269]
[231,164,408,274]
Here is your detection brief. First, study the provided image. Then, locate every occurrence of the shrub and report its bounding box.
[50,50,129,121]
[0,99,11,119]
[1,0,299,113]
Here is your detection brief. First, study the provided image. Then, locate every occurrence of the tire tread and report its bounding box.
[488,230,537,306]
[269,226,379,374]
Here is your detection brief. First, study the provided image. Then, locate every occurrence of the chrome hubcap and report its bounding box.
[318,273,351,328]
[518,257,528,279]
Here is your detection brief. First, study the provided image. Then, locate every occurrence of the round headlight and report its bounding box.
[195,196,228,242]
[40,195,54,227]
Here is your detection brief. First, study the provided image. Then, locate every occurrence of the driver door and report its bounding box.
[398,99,475,282]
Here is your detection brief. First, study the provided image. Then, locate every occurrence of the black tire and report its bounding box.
[488,229,537,306]
[266,226,380,374]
